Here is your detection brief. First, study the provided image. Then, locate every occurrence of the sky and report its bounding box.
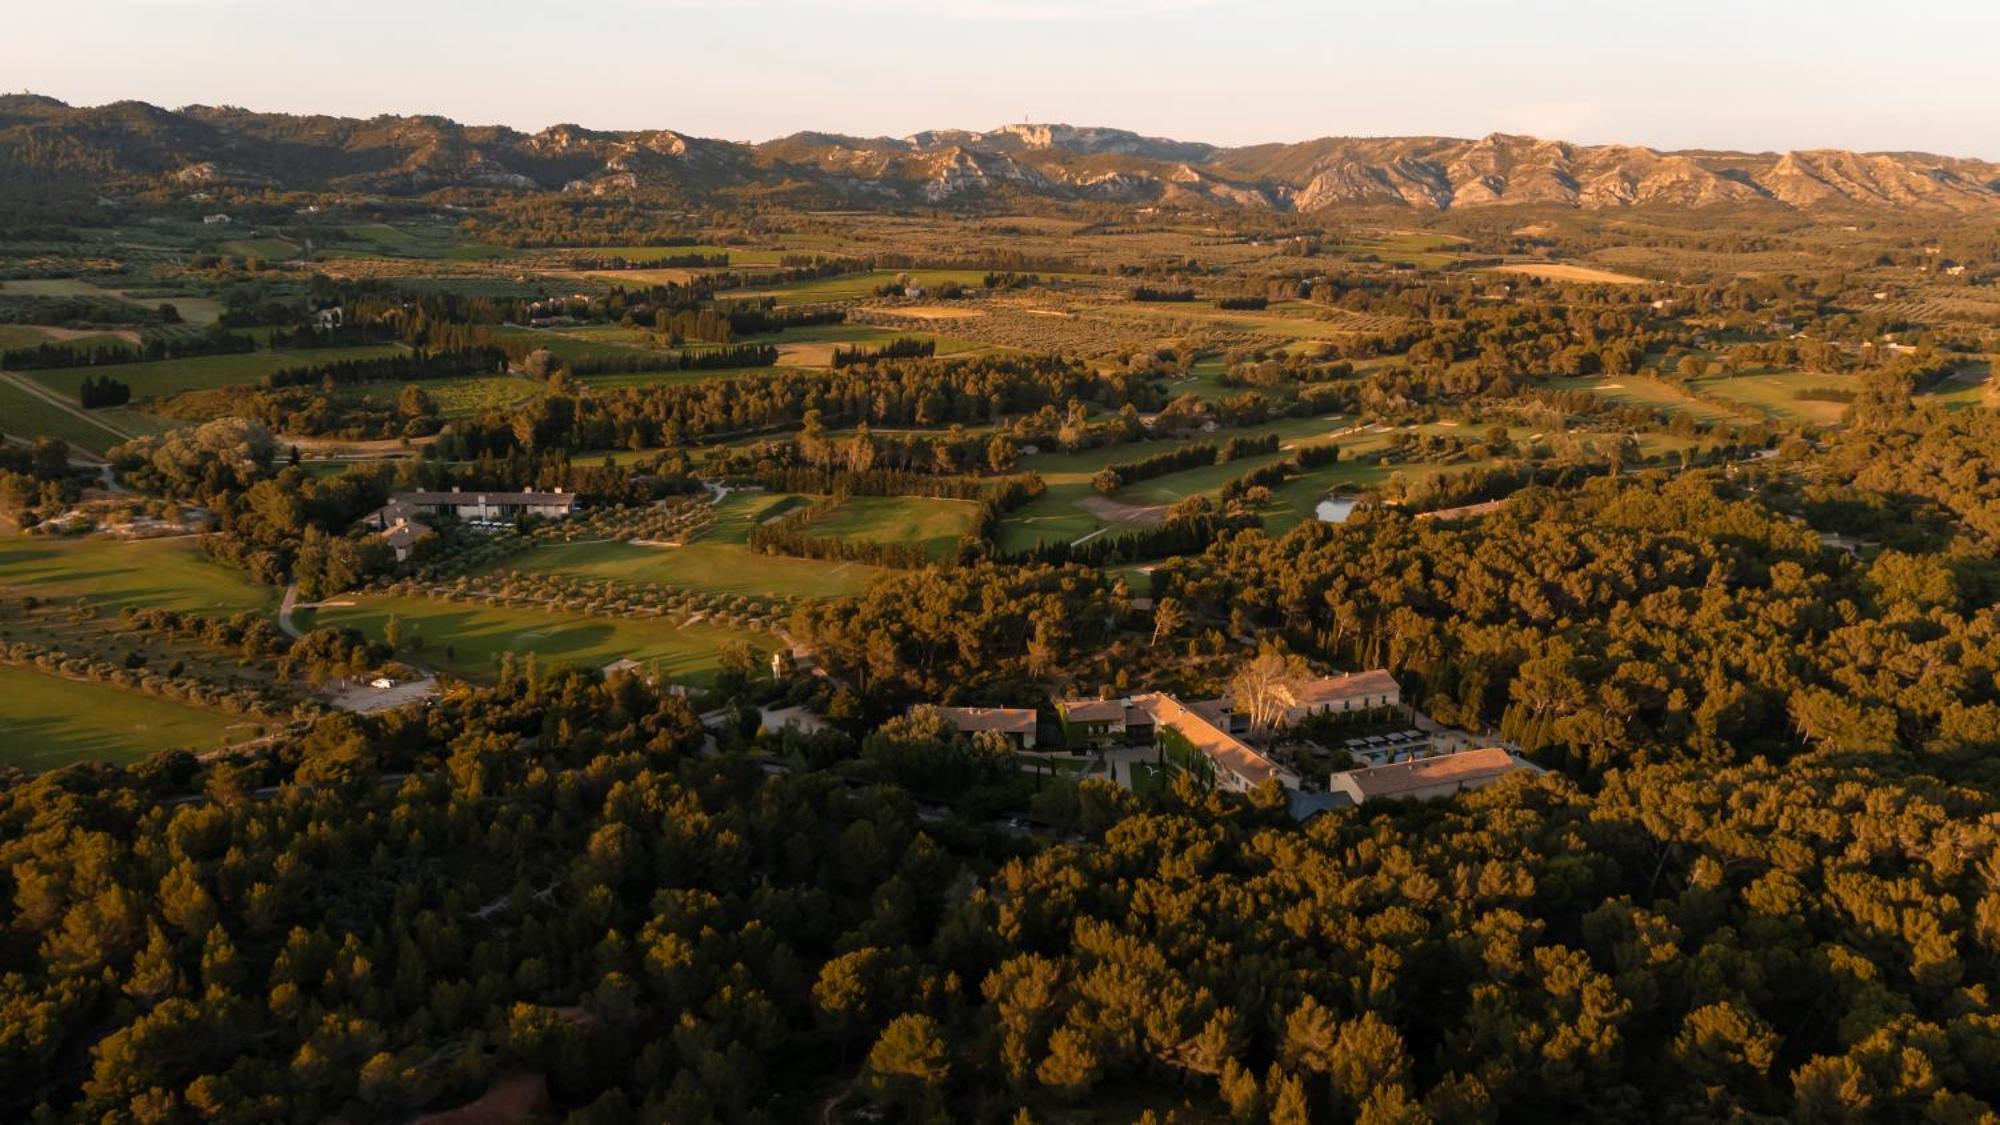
[8,0,1999,157]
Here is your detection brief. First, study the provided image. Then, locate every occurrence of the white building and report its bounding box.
[386,488,579,524]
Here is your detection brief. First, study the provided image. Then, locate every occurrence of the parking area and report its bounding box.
[324,674,440,713]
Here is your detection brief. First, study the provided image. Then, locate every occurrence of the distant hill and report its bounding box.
[7,94,2000,214]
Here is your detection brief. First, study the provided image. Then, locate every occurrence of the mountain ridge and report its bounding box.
[6,95,1999,214]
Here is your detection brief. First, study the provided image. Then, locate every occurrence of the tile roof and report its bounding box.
[1057,698,1133,723]
[1339,747,1523,799]
[395,490,577,507]
[380,522,435,551]
[932,706,1038,736]
[1292,669,1401,707]
[1131,693,1289,788]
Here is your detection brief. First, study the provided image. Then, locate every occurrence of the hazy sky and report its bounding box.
[9,0,1998,156]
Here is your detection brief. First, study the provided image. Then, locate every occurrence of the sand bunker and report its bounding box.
[1493,263,1649,285]
[1075,494,1168,526]
[888,305,985,320]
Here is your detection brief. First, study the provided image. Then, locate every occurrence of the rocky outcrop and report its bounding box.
[5,96,1998,214]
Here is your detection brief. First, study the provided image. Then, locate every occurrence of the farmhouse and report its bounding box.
[378,518,435,563]
[1329,747,1530,805]
[1128,692,1300,794]
[1056,696,1152,742]
[931,705,1039,748]
[1283,669,1401,719]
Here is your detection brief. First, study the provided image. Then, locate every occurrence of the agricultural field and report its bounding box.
[23,343,404,399]
[494,325,663,363]
[724,269,992,306]
[0,324,135,351]
[568,243,791,265]
[0,663,254,768]
[1329,230,1469,267]
[1585,243,1839,283]
[218,236,302,260]
[767,322,988,368]
[1492,261,1651,285]
[303,593,759,685]
[499,490,885,599]
[574,367,742,391]
[0,376,133,453]
[1,276,223,325]
[1092,300,1377,343]
[340,223,423,253]
[332,374,541,418]
[310,222,517,262]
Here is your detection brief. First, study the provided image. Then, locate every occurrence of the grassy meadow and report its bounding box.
[0,663,254,769]
[0,536,275,615]
[25,344,404,399]
[502,490,885,599]
[304,594,759,685]
[0,378,134,453]
[804,495,979,560]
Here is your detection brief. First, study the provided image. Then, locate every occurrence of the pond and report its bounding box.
[1315,496,1359,523]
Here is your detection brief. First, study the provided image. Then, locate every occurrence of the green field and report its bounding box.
[1329,230,1469,268]
[1094,301,1367,342]
[1,278,110,298]
[505,490,885,599]
[725,269,992,306]
[0,663,252,768]
[575,367,747,391]
[0,378,131,453]
[994,417,1525,550]
[343,223,423,251]
[316,223,514,262]
[1924,363,1992,409]
[0,325,133,351]
[495,326,663,363]
[805,495,979,559]
[1694,370,1853,425]
[575,243,791,265]
[219,237,301,260]
[332,374,539,418]
[24,344,404,400]
[0,536,275,614]
[997,420,1345,553]
[0,277,222,326]
[504,537,881,600]
[306,594,759,684]
[1545,374,1746,423]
